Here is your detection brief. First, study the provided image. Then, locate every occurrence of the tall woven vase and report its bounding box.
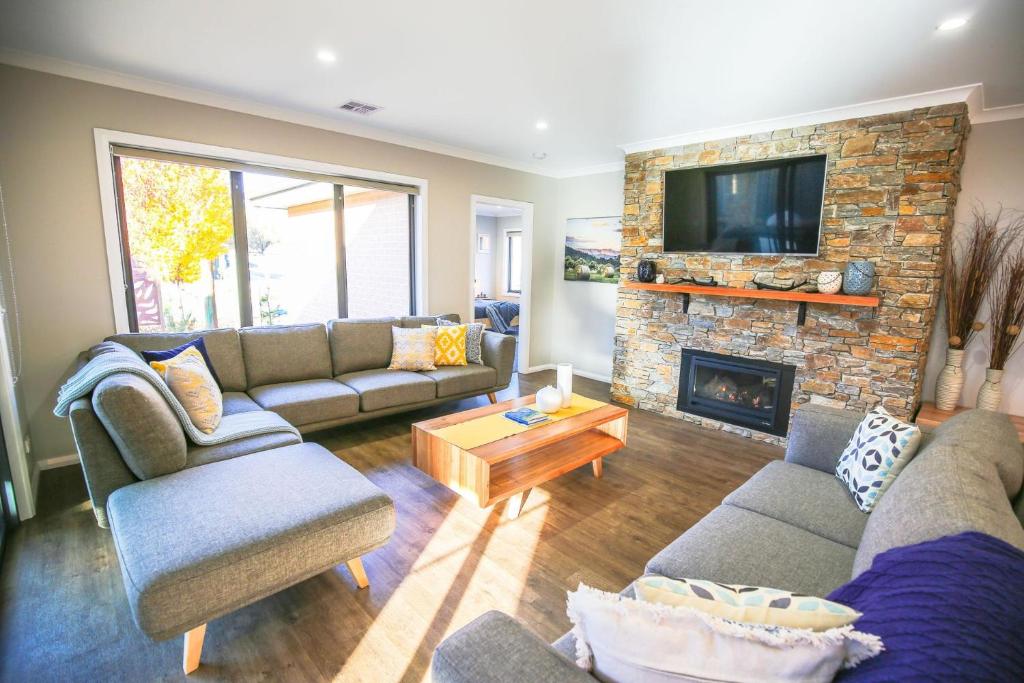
[935,347,965,411]
[976,368,1004,411]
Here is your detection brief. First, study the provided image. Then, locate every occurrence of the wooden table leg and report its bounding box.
[592,458,603,478]
[183,623,206,675]
[504,489,531,519]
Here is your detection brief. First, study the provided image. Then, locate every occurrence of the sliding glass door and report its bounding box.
[112,149,417,333]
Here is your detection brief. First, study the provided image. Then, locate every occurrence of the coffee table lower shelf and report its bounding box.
[486,429,622,505]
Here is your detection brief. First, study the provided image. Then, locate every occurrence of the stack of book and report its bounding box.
[504,407,549,426]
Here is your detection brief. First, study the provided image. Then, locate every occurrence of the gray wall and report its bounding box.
[923,117,1024,412]
[0,64,562,463]
[474,215,498,297]
[549,171,624,381]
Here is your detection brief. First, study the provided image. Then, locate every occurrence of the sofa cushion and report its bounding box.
[645,505,856,598]
[240,324,332,388]
[723,460,868,548]
[422,365,497,398]
[148,346,223,435]
[186,429,303,468]
[248,379,359,426]
[835,406,922,512]
[221,391,262,416]
[329,318,397,375]
[91,374,187,480]
[106,443,395,640]
[107,328,247,392]
[852,409,1024,576]
[336,369,436,412]
[140,337,222,389]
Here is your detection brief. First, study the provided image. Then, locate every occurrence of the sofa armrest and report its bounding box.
[68,397,137,528]
[784,404,864,473]
[481,331,516,387]
[433,611,595,683]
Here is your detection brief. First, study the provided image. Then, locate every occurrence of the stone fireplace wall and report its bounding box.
[612,103,970,444]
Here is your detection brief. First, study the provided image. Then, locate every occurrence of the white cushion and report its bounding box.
[567,583,881,683]
[836,406,922,512]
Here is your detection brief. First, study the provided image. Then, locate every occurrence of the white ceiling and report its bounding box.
[2,0,1023,176]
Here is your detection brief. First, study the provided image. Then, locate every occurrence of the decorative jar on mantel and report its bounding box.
[843,261,875,296]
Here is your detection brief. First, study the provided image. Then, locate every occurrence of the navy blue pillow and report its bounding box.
[828,532,1024,682]
[141,337,222,389]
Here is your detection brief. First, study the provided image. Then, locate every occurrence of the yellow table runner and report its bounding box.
[430,393,607,450]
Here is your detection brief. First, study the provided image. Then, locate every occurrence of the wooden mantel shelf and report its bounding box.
[622,281,880,325]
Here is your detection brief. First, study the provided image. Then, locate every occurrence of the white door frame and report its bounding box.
[469,195,533,372]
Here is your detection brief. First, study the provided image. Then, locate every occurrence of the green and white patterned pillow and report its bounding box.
[438,318,484,364]
[634,576,860,631]
[836,406,922,512]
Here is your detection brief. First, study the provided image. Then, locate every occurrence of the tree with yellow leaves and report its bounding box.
[120,158,234,329]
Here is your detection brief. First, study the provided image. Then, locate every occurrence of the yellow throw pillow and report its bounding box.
[388,326,437,371]
[149,346,223,434]
[422,324,467,366]
[634,576,860,631]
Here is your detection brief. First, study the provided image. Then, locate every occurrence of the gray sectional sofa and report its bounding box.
[433,404,1024,682]
[62,314,514,674]
[71,314,515,528]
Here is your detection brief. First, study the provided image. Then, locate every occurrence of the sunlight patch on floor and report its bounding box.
[333,497,490,681]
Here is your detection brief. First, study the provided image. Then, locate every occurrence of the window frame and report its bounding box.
[95,129,428,333]
[504,229,523,295]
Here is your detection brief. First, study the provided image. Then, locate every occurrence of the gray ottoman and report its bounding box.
[107,442,395,673]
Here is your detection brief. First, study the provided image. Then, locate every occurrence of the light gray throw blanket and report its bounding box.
[54,341,301,445]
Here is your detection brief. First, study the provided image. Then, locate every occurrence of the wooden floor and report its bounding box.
[0,371,780,682]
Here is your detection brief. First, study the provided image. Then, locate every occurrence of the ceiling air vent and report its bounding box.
[338,100,382,115]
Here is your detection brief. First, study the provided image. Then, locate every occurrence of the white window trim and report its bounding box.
[93,128,428,333]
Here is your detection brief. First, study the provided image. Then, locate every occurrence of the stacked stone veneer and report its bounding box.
[612,103,970,444]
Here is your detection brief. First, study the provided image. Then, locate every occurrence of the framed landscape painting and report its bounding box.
[564,216,622,283]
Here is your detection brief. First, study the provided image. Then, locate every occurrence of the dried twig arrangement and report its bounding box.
[943,207,1012,348]
[988,240,1024,370]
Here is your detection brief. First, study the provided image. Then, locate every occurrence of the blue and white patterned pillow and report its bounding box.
[438,318,484,364]
[836,406,922,512]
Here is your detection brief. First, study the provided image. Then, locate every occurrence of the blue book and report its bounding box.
[504,407,549,426]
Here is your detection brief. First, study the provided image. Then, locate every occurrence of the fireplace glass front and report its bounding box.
[678,350,796,436]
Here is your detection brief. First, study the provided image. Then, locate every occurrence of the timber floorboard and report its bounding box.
[0,370,780,682]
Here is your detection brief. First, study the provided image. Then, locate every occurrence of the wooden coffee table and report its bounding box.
[412,394,628,518]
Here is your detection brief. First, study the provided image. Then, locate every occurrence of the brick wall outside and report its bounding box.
[612,103,970,444]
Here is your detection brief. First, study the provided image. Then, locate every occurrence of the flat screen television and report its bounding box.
[663,154,827,255]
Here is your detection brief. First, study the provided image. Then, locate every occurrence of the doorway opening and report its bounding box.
[470,196,533,373]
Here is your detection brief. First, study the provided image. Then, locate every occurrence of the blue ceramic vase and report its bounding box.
[844,261,874,295]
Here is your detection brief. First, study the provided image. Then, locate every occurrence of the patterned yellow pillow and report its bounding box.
[149,346,223,434]
[634,576,860,631]
[388,326,437,371]
[422,324,467,366]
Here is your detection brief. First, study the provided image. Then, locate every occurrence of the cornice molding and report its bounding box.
[619,84,1024,155]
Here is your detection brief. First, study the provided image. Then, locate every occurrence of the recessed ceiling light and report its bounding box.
[535,120,549,131]
[532,152,548,160]
[937,17,968,31]
[317,49,337,63]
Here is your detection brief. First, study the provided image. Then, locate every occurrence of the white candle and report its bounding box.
[556,363,573,408]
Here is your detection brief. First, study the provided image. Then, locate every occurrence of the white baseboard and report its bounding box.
[519,364,612,384]
[37,453,79,470]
